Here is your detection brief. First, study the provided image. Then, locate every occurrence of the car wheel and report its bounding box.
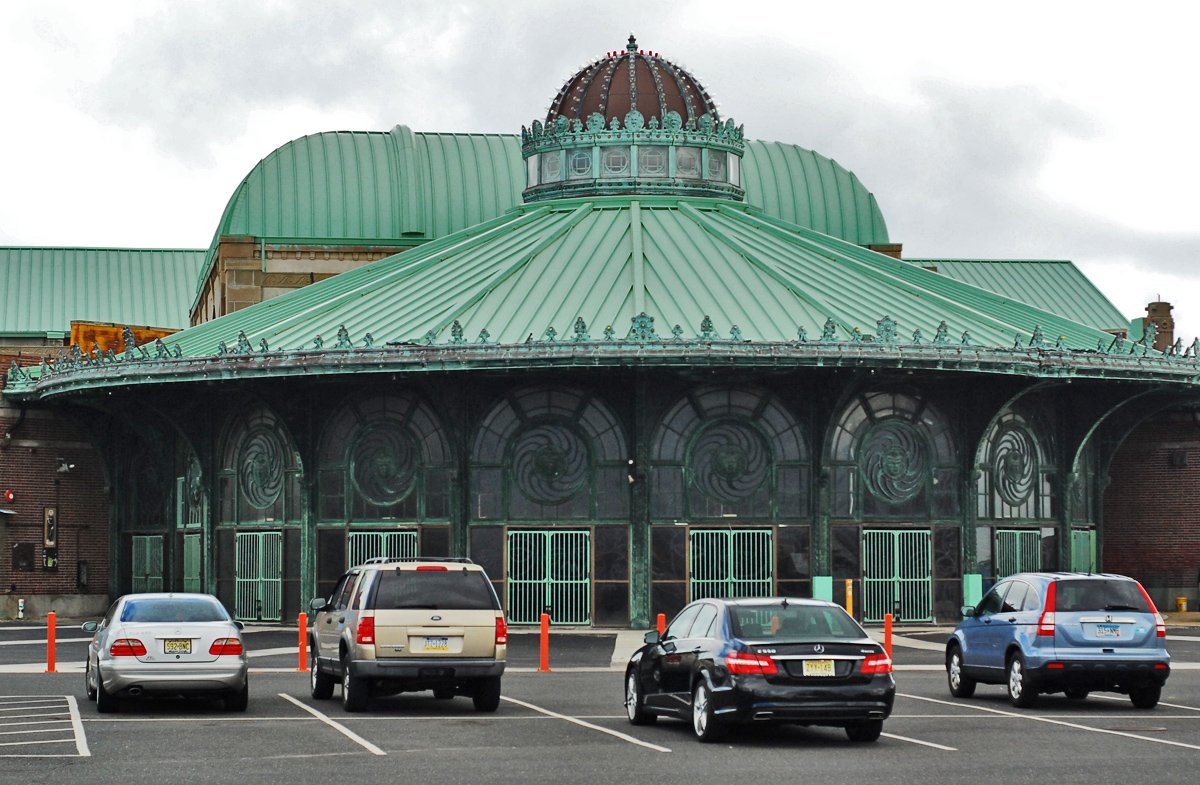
[1130,684,1161,709]
[624,671,657,726]
[433,688,455,700]
[691,680,726,743]
[96,673,119,714]
[1064,687,1089,701]
[946,647,976,699]
[473,676,501,712]
[84,658,97,702]
[341,658,369,713]
[310,649,334,700]
[224,678,249,712]
[845,719,884,743]
[1006,654,1037,708]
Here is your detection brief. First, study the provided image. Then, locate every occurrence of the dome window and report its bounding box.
[526,156,539,189]
[568,149,593,179]
[541,152,563,184]
[601,147,631,177]
[676,147,702,179]
[639,146,668,177]
[707,150,727,182]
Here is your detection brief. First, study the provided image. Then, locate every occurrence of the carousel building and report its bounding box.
[5,38,1200,626]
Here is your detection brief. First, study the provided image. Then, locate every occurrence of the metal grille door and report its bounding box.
[863,530,933,623]
[506,530,590,625]
[348,531,418,567]
[1071,529,1096,572]
[235,531,282,621]
[689,529,773,601]
[131,536,163,593]
[995,529,1041,578]
[183,533,202,593]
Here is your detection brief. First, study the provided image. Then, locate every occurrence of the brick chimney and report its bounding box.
[1144,301,1174,351]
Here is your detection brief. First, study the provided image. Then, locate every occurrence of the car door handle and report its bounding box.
[691,647,702,653]
[983,618,992,624]
[1007,617,1017,623]
[338,617,345,623]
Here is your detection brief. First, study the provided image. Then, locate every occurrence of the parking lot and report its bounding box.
[1,623,1198,784]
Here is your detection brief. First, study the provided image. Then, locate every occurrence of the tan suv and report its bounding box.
[307,557,507,712]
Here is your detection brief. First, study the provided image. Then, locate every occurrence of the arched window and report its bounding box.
[470,386,628,520]
[317,394,452,522]
[977,407,1057,520]
[828,392,958,519]
[650,387,809,520]
[217,405,302,525]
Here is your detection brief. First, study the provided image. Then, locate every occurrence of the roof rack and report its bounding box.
[358,556,475,566]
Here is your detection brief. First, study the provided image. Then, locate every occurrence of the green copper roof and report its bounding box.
[0,247,205,336]
[909,259,1127,333]
[164,197,1105,358]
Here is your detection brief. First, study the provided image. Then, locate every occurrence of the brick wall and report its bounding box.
[1104,409,1200,605]
[0,403,110,599]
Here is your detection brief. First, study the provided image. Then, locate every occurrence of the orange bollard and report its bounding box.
[297,612,308,672]
[657,613,666,635]
[883,613,893,659]
[845,579,854,617]
[538,613,551,672]
[46,611,57,673]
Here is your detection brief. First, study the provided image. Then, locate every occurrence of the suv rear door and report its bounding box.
[369,567,499,658]
[1053,578,1158,657]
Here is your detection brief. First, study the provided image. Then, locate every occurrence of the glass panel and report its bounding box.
[776,526,811,579]
[471,468,502,520]
[707,150,727,181]
[676,147,702,178]
[526,155,539,188]
[638,145,668,176]
[728,154,740,187]
[540,152,562,184]
[650,466,683,519]
[600,146,631,177]
[593,526,629,581]
[567,149,592,179]
[594,582,629,626]
[651,526,686,580]
[651,582,687,625]
[469,526,504,580]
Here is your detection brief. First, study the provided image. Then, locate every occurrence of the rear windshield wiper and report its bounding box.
[1104,604,1141,611]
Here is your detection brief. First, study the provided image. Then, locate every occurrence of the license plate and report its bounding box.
[1096,625,1120,638]
[423,637,449,651]
[163,639,191,654]
[802,659,836,677]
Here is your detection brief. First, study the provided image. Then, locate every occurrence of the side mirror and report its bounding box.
[80,621,98,632]
[310,597,328,611]
[960,606,976,618]
[643,631,660,645]
[234,621,245,631]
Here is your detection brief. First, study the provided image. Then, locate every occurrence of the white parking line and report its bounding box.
[1091,694,1200,712]
[900,694,1200,751]
[880,732,957,751]
[0,697,88,758]
[0,638,90,646]
[65,696,89,757]
[500,695,671,753]
[278,694,386,756]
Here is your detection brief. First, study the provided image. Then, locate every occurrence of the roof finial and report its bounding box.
[627,33,637,53]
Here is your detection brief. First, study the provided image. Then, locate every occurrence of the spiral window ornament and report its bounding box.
[351,423,417,506]
[239,426,285,509]
[861,419,927,504]
[690,421,769,502]
[513,424,590,504]
[993,426,1036,506]
[185,455,203,508]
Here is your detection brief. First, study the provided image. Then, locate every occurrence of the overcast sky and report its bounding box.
[2,1,1199,338]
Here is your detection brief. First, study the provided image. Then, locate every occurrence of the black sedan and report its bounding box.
[624,597,895,742]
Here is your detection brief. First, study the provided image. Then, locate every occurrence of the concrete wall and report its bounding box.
[1,592,110,620]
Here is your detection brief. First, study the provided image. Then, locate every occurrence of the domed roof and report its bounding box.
[546,35,718,127]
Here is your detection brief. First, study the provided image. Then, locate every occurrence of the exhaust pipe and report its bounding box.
[127,687,143,697]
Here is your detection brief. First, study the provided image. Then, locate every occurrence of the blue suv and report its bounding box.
[946,573,1170,708]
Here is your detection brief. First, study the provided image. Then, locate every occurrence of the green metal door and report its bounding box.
[863,529,933,623]
[131,535,163,593]
[506,530,590,625]
[995,529,1041,578]
[235,532,282,621]
[689,529,773,601]
[348,531,418,567]
[1071,529,1096,572]
[182,533,202,593]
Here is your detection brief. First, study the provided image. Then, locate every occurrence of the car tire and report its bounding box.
[946,647,976,699]
[624,670,657,726]
[1130,684,1161,709]
[341,658,370,713]
[845,719,884,743]
[433,688,455,700]
[224,679,249,712]
[1006,654,1038,708]
[84,658,97,702]
[1064,687,1089,701]
[96,674,119,714]
[310,651,334,700]
[691,680,726,743]
[473,676,501,712]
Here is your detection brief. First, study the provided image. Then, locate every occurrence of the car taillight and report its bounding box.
[110,639,146,656]
[1135,582,1167,637]
[1037,580,1057,637]
[495,616,507,645]
[724,652,778,675]
[416,565,447,571]
[209,638,244,656]
[861,653,893,675]
[356,616,375,644]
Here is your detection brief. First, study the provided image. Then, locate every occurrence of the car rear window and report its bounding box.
[729,604,865,641]
[370,569,499,611]
[121,598,229,623]
[1054,580,1151,613]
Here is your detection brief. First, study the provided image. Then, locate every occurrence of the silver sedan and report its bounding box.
[82,593,249,713]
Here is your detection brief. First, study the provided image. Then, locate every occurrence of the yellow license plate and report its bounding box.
[164,639,191,654]
[424,637,449,651]
[802,659,836,676]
